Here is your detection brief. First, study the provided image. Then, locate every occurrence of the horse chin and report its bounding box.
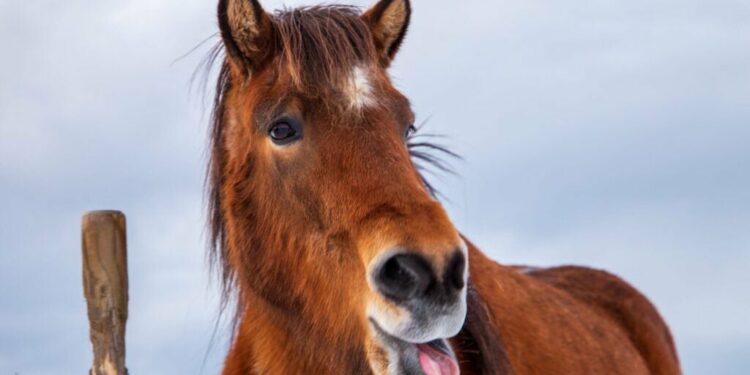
[368,299,466,375]
[369,318,461,375]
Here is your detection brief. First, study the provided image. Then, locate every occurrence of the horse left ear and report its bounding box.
[362,0,411,66]
[217,0,275,74]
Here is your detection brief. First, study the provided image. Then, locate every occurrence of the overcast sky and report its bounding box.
[1,0,748,374]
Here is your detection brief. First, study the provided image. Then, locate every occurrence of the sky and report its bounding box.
[0,0,748,374]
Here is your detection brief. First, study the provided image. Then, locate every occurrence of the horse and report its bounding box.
[206,0,682,374]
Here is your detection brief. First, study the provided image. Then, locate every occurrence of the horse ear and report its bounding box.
[217,0,275,73]
[362,0,411,66]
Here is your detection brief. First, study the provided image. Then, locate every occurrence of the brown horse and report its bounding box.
[207,0,681,374]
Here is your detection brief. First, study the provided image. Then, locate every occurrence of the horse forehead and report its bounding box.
[344,66,376,110]
[293,65,379,110]
[264,65,380,112]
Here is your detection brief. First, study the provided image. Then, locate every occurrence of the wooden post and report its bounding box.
[82,211,129,375]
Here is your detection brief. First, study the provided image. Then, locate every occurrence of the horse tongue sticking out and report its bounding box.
[417,342,460,375]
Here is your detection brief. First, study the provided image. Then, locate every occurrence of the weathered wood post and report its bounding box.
[82,211,129,375]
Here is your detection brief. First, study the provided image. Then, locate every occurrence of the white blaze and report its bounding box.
[346,66,375,109]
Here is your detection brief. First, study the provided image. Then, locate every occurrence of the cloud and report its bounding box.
[1,0,748,373]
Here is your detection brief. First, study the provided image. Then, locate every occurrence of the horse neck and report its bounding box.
[227,283,373,374]
[441,238,515,375]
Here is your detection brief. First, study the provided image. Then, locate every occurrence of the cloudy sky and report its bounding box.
[1,0,748,374]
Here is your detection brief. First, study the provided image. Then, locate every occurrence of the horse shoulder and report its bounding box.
[525,265,681,375]
[463,243,678,374]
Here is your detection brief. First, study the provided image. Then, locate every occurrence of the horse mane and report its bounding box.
[454,284,515,374]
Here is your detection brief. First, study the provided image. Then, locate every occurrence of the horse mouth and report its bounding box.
[369,318,460,375]
[415,340,461,375]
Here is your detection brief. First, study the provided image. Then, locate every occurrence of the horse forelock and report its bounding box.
[271,6,379,110]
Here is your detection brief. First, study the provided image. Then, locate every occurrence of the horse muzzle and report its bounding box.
[366,244,468,375]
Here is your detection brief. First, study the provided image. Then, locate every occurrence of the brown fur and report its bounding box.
[208,1,681,374]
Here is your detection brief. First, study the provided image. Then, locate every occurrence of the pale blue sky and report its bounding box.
[1,0,748,374]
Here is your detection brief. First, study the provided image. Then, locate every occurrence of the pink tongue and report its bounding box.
[416,343,460,375]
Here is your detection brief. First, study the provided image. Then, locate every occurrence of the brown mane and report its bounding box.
[452,284,515,374]
[272,6,375,93]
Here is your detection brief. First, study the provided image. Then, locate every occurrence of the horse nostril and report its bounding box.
[444,251,466,292]
[375,253,434,302]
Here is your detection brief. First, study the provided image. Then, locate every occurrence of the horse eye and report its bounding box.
[268,120,300,144]
[405,125,417,139]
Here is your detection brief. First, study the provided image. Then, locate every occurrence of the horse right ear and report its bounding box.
[217,0,275,73]
[362,0,411,66]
